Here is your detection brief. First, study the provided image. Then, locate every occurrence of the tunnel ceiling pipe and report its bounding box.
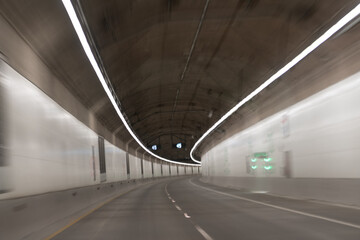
[62,0,199,166]
[190,4,360,163]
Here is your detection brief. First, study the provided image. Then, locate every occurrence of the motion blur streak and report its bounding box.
[0,64,10,194]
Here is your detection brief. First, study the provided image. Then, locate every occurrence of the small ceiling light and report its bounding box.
[208,110,213,118]
[151,145,158,151]
[176,143,182,149]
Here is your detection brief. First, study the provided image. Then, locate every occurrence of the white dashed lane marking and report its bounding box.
[165,182,214,240]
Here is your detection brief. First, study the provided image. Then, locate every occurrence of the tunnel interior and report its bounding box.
[1,0,359,163]
[0,0,360,239]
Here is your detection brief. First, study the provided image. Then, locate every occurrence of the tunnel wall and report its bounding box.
[104,140,127,182]
[0,58,195,200]
[129,155,141,180]
[188,166,193,175]
[0,13,126,153]
[154,160,161,177]
[201,71,360,206]
[143,158,153,178]
[163,163,169,176]
[0,56,199,239]
[1,60,101,199]
[171,164,177,176]
[0,12,198,239]
[179,166,185,175]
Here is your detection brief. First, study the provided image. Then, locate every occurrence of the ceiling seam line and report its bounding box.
[171,0,211,120]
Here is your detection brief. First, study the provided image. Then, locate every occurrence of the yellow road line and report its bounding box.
[44,184,146,240]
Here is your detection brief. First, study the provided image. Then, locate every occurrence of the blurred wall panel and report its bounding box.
[0,59,177,200]
[143,158,153,178]
[0,60,11,193]
[129,155,142,179]
[154,160,161,177]
[104,139,127,182]
[178,166,185,175]
[171,164,177,176]
[0,59,101,199]
[162,163,169,177]
[201,72,360,205]
[203,71,360,179]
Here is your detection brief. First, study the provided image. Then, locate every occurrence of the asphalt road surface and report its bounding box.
[50,176,360,240]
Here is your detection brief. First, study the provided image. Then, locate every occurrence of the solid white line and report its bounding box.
[251,191,268,194]
[266,192,304,200]
[195,225,214,240]
[189,179,360,230]
[309,200,360,211]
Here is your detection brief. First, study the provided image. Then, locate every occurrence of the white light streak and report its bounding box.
[190,4,360,163]
[62,0,199,166]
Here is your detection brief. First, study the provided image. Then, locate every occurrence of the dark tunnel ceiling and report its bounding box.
[0,0,359,163]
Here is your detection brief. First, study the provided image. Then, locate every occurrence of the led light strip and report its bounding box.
[190,4,360,163]
[62,0,199,166]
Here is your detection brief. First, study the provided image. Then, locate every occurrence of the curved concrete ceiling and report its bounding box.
[0,0,359,163]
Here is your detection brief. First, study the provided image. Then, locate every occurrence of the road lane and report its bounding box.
[51,178,204,240]
[166,177,360,240]
[50,176,360,239]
